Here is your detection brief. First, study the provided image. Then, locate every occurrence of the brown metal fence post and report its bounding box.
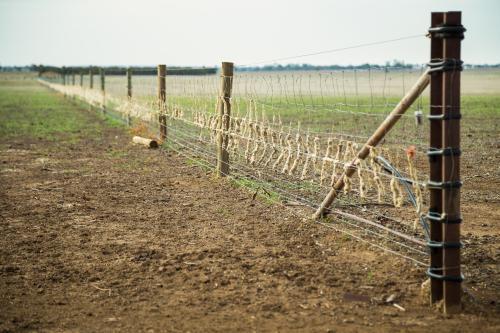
[427,11,465,314]
[100,67,106,113]
[216,62,234,177]
[126,67,132,126]
[158,65,167,141]
[442,11,464,314]
[427,11,445,305]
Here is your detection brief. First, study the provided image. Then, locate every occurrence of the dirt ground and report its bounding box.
[0,83,499,332]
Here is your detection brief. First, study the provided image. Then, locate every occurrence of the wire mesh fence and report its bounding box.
[39,65,440,266]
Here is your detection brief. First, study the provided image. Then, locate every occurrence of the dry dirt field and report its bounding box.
[0,80,499,332]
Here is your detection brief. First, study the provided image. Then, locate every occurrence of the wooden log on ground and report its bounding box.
[132,136,159,149]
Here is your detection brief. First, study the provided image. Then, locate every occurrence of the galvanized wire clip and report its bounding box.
[428,24,466,39]
[426,180,462,189]
[426,211,463,224]
[427,268,464,282]
[427,58,463,73]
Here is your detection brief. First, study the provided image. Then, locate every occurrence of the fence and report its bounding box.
[39,11,465,314]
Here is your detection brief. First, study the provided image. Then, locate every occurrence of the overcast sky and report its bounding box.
[1,0,499,67]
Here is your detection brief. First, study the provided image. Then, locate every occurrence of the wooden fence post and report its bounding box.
[80,72,84,86]
[126,67,132,126]
[89,67,94,89]
[158,65,167,141]
[72,72,75,85]
[427,11,465,314]
[216,62,234,177]
[100,67,106,113]
[127,67,132,99]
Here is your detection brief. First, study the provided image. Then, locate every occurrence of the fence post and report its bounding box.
[89,67,94,89]
[127,67,133,99]
[80,72,84,87]
[427,11,465,314]
[72,71,75,85]
[88,67,94,111]
[216,62,234,177]
[126,67,132,126]
[158,65,167,141]
[100,67,106,113]
[427,11,445,305]
[441,11,464,314]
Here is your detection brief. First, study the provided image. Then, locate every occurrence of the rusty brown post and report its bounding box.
[427,11,465,314]
[158,65,167,141]
[216,62,234,177]
[427,11,445,305]
[441,11,464,314]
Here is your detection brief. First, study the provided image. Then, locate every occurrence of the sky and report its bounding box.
[1,0,499,67]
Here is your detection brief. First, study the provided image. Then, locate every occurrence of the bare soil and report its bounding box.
[0,88,499,332]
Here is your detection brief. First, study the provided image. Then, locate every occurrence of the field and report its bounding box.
[0,71,499,332]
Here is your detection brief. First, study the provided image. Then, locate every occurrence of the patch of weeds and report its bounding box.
[101,111,127,128]
[184,156,212,173]
[230,176,281,204]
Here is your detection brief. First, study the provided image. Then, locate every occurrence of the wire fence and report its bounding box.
[39,64,439,266]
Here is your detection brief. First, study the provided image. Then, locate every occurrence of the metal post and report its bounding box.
[427,11,465,314]
[80,72,84,86]
[72,72,75,85]
[427,11,445,305]
[441,11,464,314]
[216,62,234,177]
[158,65,167,141]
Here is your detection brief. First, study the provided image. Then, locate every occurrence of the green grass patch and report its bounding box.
[0,80,125,142]
[229,176,281,204]
[0,81,98,141]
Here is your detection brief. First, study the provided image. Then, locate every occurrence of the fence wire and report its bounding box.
[39,65,497,272]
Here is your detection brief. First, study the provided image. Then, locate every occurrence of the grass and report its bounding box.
[0,80,124,143]
[230,177,281,204]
